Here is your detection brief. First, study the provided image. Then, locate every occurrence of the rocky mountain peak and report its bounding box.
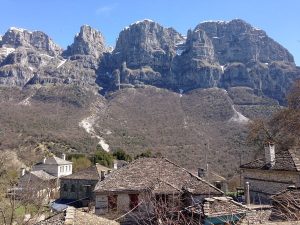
[63,25,107,58]
[1,27,62,56]
[196,19,294,64]
[108,19,185,69]
[184,28,216,63]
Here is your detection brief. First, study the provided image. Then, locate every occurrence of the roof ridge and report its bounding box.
[155,178,183,192]
[164,158,224,194]
[288,148,300,171]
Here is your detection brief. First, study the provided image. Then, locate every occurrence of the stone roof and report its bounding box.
[35,207,119,225]
[190,169,226,182]
[203,196,248,217]
[94,157,223,196]
[240,148,300,171]
[35,156,72,165]
[34,212,64,225]
[19,170,56,188]
[60,164,111,180]
[31,170,57,180]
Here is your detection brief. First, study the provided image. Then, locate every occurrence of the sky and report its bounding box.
[0,0,299,65]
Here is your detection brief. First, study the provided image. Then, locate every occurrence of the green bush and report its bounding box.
[93,149,114,168]
[135,150,152,159]
[113,149,132,162]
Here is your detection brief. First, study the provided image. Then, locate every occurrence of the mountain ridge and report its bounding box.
[0,19,299,176]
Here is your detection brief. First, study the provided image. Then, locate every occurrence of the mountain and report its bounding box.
[0,19,299,176]
[98,19,299,104]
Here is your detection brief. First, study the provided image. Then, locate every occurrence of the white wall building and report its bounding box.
[32,154,73,178]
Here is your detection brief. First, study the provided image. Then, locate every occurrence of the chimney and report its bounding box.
[43,157,46,164]
[100,170,105,181]
[62,153,66,160]
[198,168,207,178]
[245,181,250,206]
[113,161,118,170]
[20,168,26,177]
[264,142,275,167]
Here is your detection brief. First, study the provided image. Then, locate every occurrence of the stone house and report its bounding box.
[59,164,111,207]
[17,169,57,203]
[32,154,73,178]
[196,168,228,193]
[240,143,300,204]
[94,157,224,216]
[15,154,72,202]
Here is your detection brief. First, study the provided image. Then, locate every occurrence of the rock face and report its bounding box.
[63,25,107,58]
[0,26,105,90]
[1,27,62,56]
[97,19,300,104]
[97,19,185,90]
[196,19,294,64]
[0,19,299,104]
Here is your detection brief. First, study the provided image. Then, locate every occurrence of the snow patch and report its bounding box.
[176,49,184,55]
[131,19,154,26]
[79,115,110,152]
[57,59,67,68]
[9,27,32,34]
[39,53,54,59]
[200,20,229,24]
[0,47,15,56]
[179,89,183,97]
[229,105,250,124]
[18,97,31,106]
[220,65,225,73]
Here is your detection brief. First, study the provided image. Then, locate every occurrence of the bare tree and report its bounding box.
[271,190,300,221]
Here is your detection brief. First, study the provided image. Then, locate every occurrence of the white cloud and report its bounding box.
[96,4,117,16]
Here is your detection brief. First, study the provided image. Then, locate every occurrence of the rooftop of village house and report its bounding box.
[60,164,111,180]
[35,207,119,225]
[94,157,223,195]
[203,196,249,217]
[34,156,72,166]
[27,170,57,181]
[240,148,300,171]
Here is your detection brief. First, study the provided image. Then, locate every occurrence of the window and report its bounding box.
[63,184,68,192]
[129,194,139,209]
[71,184,76,192]
[86,186,91,194]
[65,165,68,172]
[108,195,118,211]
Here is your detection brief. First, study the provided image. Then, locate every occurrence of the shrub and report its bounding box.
[113,149,132,162]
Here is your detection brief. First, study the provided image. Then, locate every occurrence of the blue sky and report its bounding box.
[0,0,299,65]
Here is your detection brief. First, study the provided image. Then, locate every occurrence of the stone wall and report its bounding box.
[95,193,134,215]
[60,179,98,205]
[243,169,300,203]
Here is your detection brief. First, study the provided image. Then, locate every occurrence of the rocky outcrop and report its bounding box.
[170,28,221,90]
[97,19,185,90]
[1,27,62,56]
[0,20,299,104]
[63,25,107,58]
[0,27,102,89]
[197,19,294,65]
